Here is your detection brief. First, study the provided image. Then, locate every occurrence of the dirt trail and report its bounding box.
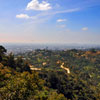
[29,63,70,73]
[60,63,70,74]
[29,65,41,71]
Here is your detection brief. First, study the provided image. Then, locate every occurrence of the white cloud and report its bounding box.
[57,25,66,28]
[60,25,66,28]
[82,27,88,31]
[54,8,80,14]
[26,0,52,11]
[30,8,80,20]
[16,14,30,19]
[16,8,80,23]
[57,19,67,22]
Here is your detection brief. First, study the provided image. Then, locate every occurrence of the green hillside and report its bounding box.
[0,45,100,100]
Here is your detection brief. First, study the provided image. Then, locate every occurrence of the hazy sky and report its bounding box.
[0,0,100,44]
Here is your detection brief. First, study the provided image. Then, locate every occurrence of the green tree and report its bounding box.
[0,46,7,62]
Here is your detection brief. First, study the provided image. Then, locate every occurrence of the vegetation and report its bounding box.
[0,45,100,100]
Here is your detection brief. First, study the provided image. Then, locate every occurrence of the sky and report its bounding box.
[0,0,100,44]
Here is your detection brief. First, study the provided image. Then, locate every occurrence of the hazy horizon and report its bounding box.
[0,0,100,44]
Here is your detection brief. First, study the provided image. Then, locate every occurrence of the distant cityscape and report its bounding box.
[1,43,100,54]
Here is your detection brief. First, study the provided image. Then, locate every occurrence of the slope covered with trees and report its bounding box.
[0,45,100,100]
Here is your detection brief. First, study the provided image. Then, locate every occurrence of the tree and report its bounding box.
[0,46,7,62]
[7,53,16,69]
[15,57,31,72]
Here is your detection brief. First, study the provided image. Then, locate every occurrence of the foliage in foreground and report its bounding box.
[0,63,66,100]
[0,45,100,100]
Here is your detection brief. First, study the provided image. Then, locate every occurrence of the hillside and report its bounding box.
[0,46,100,100]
